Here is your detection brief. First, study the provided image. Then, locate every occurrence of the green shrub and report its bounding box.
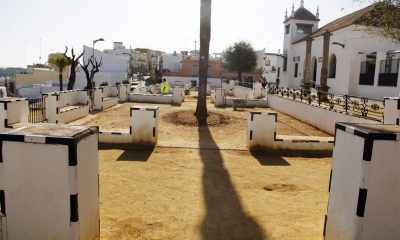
[100,81,108,86]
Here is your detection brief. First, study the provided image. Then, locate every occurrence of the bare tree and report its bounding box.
[64,47,84,90]
[79,56,103,107]
[195,0,212,126]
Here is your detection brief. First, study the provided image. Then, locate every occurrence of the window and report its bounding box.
[378,59,399,87]
[192,65,198,76]
[328,54,337,78]
[294,63,299,77]
[285,24,290,34]
[265,60,270,66]
[359,60,376,85]
[296,24,313,34]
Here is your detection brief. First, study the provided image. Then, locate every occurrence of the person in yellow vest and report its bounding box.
[161,79,169,95]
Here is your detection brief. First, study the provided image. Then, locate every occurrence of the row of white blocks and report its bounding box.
[0,98,29,132]
[247,111,334,150]
[0,124,100,240]
[99,106,159,146]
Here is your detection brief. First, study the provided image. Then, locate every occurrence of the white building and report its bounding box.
[262,53,284,83]
[281,1,400,99]
[74,45,128,89]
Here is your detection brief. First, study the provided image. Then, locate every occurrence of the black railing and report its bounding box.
[268,84,384,121]
[28,98,46,123]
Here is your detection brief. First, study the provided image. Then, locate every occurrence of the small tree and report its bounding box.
[64,47,84,90]
[48,50,71,91]
[223,41,257,83]
[79,56,103,107]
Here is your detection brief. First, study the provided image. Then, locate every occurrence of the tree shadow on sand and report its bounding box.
[198,126,266,240]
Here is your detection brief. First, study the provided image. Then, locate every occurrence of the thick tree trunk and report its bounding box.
[238,71,242,83]
[195,0,212,127]
[59,72,63,91]
[67,72,76,90]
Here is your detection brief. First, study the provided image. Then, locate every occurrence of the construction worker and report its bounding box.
[161,79,169,95]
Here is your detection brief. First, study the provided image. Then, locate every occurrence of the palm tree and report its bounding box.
[48,54,71,91]
[195,0,212,126]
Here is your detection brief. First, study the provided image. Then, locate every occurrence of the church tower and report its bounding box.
[283,0,319,47]
[281,1,319,86]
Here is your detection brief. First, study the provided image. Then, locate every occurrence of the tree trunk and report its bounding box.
[59,72,63,91]
[67,71,76,90]
[238,71,242,84]
[195,0,212,127]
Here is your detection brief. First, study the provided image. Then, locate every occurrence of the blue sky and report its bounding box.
[0,0,371,67]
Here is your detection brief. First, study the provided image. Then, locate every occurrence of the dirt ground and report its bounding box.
[77,94,332,240]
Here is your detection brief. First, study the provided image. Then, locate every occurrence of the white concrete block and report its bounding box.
[247,111,334,150]
[43,91,90,124]
[118,84,129,102]
[92,88,103,111]
[325,123,400,240]
[384,97,400,125]
[130,106,158,146]
[172,88,184,106]
[253,82,263,99]
[215,88,226,108]
[0,98,29,132]
[0,124,99,240]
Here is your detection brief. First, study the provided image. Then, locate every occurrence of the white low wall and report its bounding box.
[0,124,99,240]
[0,98,29,132]
[267,94,378,135]
[247,112,334,150]
[225,99,268,108]
[99,106,159,146]
[44,90,90,124]
[384,97,400,125]
[233,86,253,99]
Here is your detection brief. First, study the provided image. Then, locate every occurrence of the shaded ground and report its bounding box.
[75,93,332,239]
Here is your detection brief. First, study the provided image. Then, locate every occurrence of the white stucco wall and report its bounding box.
[267,94,379,135]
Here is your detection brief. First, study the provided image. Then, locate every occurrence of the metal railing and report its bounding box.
[268,84,384,122]
[28,98,46,123]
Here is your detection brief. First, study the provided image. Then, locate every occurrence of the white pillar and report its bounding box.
[0,124,99,240]
[247,112,276,149]
[253,82,263,99]
[384,97,400,125]
[172,88,184,106]
[130,106,159,146]
[325,122,400,240]
[0,98,29,132]
[215,88,226,108]
[92,88,103,111]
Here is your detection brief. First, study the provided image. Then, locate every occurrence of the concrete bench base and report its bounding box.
[102,97,119,110]
[59,105,90,124]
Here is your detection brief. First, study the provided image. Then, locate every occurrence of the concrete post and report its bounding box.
[130,106,159,146]
[0,124,99,240]
[384,97,400,125]
[325,122,400,239]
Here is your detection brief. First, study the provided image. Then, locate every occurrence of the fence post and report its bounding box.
[344,95,349,114]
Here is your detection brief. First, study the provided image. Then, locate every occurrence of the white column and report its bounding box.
[325,122,400,239]
[130,106,159,146]
[0,124,99,240]
[384,97,400,125]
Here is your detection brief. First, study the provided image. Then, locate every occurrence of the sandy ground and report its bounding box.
[77,94,332,240]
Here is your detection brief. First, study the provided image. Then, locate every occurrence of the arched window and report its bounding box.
[329,54,337,78]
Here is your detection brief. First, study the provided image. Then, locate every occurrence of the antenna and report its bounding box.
[39,38,42,64]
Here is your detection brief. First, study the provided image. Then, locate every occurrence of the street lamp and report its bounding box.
[92,38,105,60]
